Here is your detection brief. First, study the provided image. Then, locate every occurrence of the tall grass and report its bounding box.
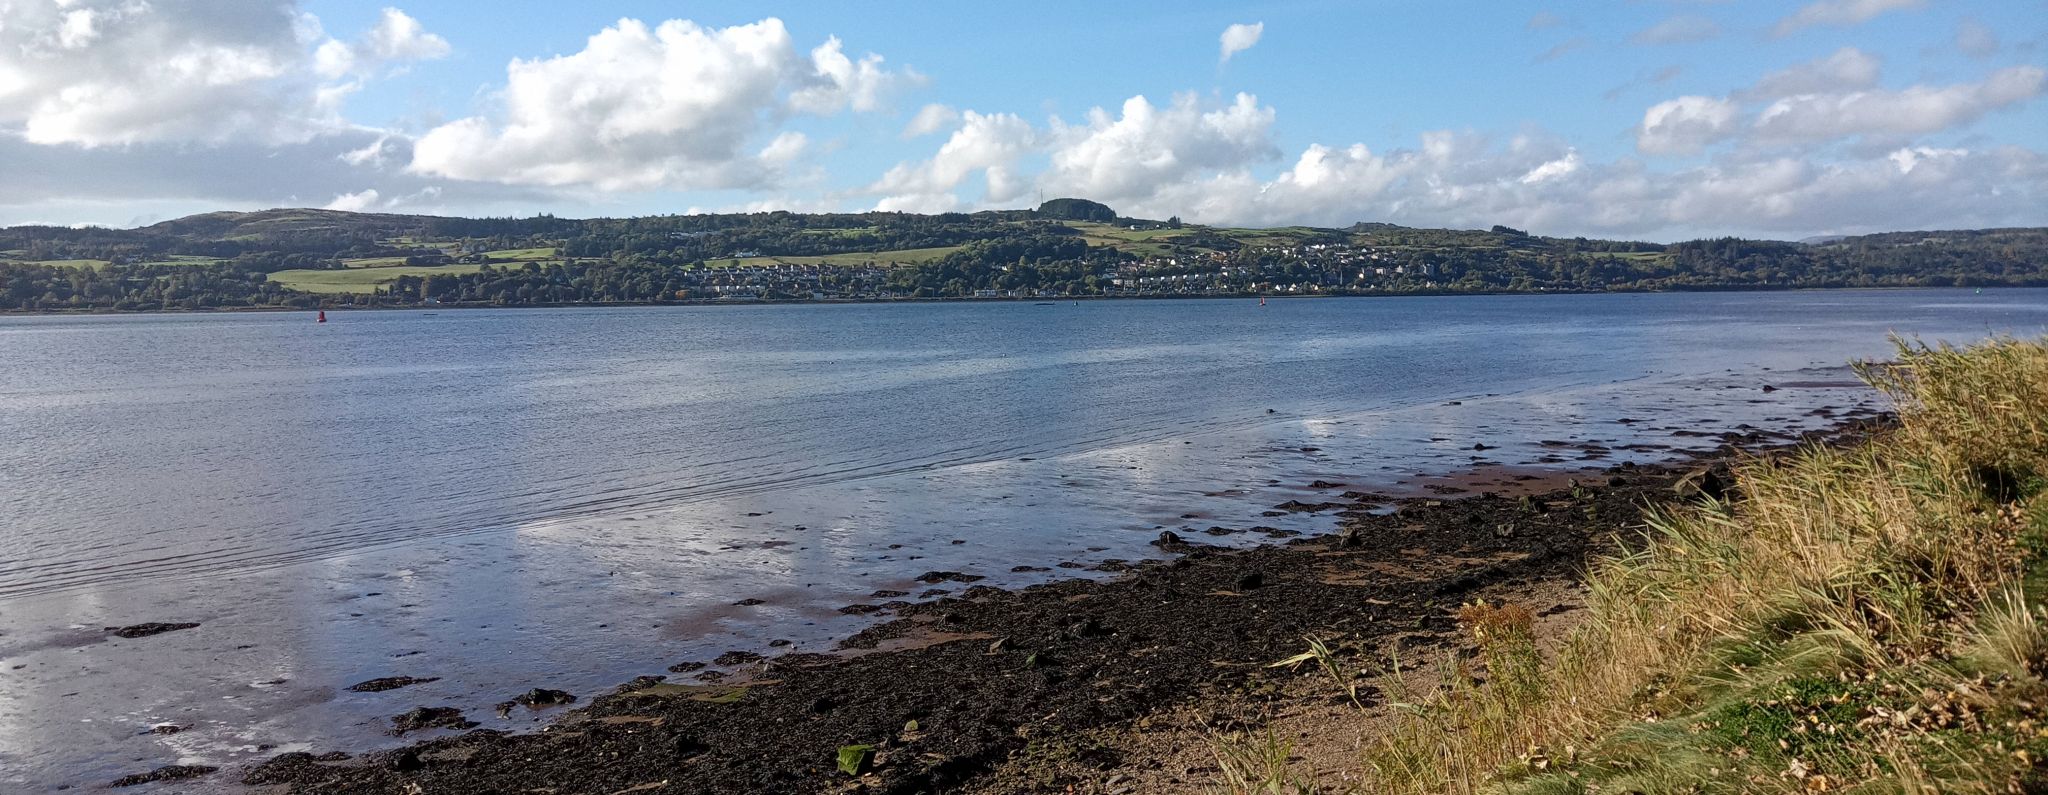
[1359,337,2048,794]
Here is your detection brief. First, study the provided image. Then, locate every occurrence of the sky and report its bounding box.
[1,1,2044,241]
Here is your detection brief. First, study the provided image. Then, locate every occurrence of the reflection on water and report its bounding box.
[2,290,2046,790]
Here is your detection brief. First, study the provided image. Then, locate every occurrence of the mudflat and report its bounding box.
[239,419,1888,794]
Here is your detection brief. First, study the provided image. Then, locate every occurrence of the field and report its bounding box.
[481,247,558,261]
[131,255,221,267]
[0,254,218,269]
[339,256,420,268]
[1065,222,1210,256]
[268,265,485,294]
[6,258,110,268]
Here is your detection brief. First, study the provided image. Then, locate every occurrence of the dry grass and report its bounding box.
[1209,726,1327,795]
[1344,337,2048,795]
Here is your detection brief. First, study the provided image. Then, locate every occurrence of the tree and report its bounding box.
[1036,198,1116,222]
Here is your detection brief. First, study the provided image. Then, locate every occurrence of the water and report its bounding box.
[2,290,2045,790]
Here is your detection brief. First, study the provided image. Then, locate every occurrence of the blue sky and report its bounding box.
[2,1,2044,239]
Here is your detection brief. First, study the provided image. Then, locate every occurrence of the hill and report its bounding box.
[2,205,2046,310]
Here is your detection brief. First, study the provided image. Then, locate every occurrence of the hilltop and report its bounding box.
[2,201,2046,310]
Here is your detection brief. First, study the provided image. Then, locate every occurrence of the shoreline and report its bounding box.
[227,416,1893,794]
[0,283,2027,318]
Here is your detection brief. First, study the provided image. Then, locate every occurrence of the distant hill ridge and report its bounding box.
[7,204,2038,252]
[2,202,2045,311]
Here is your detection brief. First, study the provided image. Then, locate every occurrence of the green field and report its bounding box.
[269,265,486,294]
[133,255,222,267]
[1062,222,1210,256]
[716,246,964,268]
[481,246,558,261]
[1219,226,1326,247]
[0,255,223,269]
[7,258,110,268]
[339,256,417,268]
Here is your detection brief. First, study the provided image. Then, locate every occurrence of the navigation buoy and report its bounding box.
[317,310,327,323]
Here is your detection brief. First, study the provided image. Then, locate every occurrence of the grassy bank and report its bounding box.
[1310,338,2048,794]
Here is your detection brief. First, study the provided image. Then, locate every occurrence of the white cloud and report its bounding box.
[903,103,962,138]
[1771,0,1924,38]
[324,188,381,211]
[1043,93,1278,203]
[0,0,319,146]
[1636,95,1741,154]
[0,2,447,147]
[873,110,1037,211]
[1744,47,1882,99]
[1752,66,2047,144]
[0,131,547,225]
[1151,136,2046,240]
[863,69,2048,239]
[362,8,450,63]
[1631,15,1722,45]
[1219,23,1263,64]
[758,131,810,166]
[870,92,1282,219]
[789,36,920,114]
[315,7,450,78]
[1634,56,2044,155]
[1521,151,1584,184]
[407,17,913,191]
[1955,18,2000,59]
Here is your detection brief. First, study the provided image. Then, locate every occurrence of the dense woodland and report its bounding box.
[2,202,2046,311]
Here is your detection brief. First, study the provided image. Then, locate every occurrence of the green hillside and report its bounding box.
[2,200,2046,310]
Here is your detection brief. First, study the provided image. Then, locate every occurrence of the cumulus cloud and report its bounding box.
[903,103,962,137]
[863,70,2048,239]
[1771,0,1924,38]
[0,1,449,148]
[0,0,321,146]
[872,111,1037,212]
[407,17,915,191]
[1631,15,1722,45]
[1131,135,2046,240]
[870,92,1281,216]
[324,188,382,211]
[1219,23,1263,64]
[1043,93,1278,203]
[868,92,1277,211]
[314,8,450,78]
[1636,96,1742,154]
[790,36,919,114]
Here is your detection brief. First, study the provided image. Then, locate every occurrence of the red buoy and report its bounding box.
[317,310,327,323]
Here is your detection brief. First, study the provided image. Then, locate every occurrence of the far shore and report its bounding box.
[0,282,2027,319]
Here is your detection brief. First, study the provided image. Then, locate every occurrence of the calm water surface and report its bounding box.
[3,291,2046,790]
